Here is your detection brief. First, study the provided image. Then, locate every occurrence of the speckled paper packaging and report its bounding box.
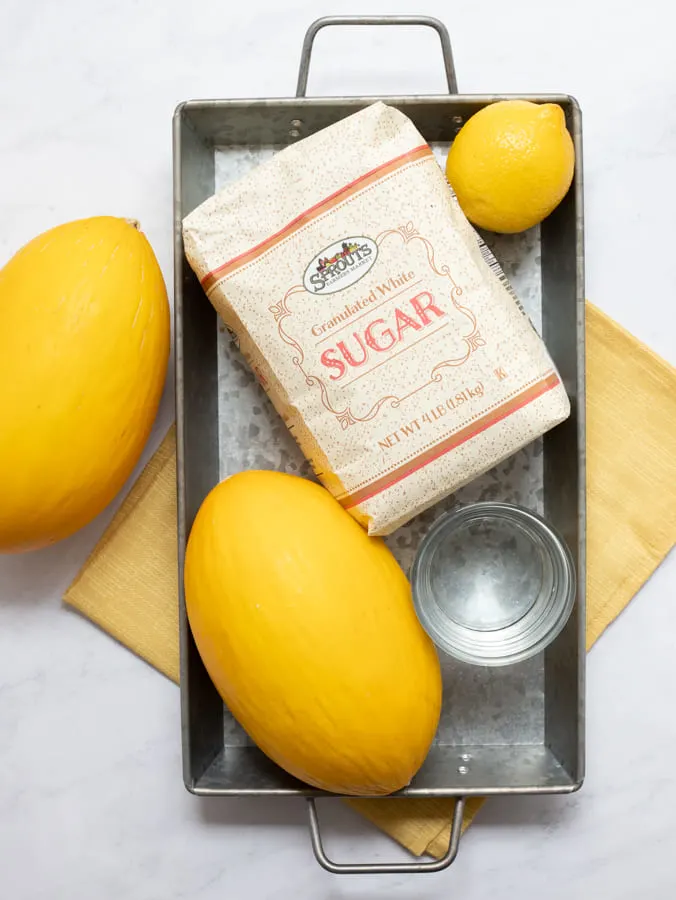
[183,102,570,535]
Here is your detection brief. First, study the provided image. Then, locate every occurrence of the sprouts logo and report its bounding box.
[303,236,378,295]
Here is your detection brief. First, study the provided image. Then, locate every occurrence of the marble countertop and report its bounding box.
[1,1,675,898]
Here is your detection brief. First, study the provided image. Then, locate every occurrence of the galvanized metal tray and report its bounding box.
[174,15,586,874]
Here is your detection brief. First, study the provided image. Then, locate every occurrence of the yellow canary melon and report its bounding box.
[0,217,170,553]
[184,470,442,796]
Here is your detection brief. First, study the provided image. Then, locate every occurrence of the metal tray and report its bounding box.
[174,16,586,874]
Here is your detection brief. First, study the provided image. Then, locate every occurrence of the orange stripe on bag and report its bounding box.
[201,144,433,292]
[340,373,562,509]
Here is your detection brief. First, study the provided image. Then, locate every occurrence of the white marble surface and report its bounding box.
[1,1,675,897]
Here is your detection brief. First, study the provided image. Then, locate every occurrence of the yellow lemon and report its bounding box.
[446,100,575,233]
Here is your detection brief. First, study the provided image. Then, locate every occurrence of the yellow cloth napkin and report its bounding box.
[65,302,676,859]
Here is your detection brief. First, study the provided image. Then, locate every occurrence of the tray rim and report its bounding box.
[174,90,586,800]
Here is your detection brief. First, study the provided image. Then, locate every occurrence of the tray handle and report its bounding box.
[306,796,466,875]
[296,15,458,98]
